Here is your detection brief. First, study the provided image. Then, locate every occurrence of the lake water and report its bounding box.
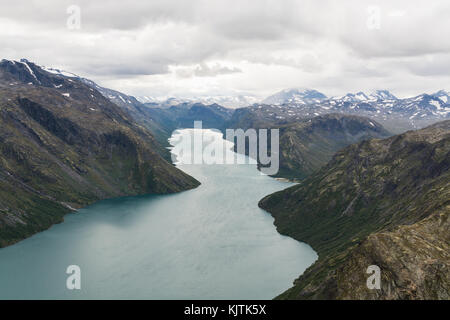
[0,129,316,299]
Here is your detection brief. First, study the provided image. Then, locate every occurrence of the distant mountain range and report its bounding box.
[137,95,260,109]
[141,88,449,121]
[261,88,327,105]
[9,59,449,162]
[231,89,449,134]
[142,87,449,134]
[25,61,450,133]
[20,59,448,177]
[264,87,366,105]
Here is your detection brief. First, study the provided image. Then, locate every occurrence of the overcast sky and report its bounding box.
[1,0,449,99]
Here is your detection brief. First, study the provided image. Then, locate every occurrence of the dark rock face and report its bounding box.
[0,60,200,247]
[145,102,233,133]
[17,98,83,145]
[259,121,450,299]
[228,112,391,179]
[276,114,391,179]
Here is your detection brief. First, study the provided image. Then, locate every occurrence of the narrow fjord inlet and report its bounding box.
[0,129,317,299]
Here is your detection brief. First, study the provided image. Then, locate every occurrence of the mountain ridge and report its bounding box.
[0,59,200,247]
[258,120,450,299]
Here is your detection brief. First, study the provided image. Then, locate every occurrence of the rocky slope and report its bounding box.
[144,102,233,135]
[38,65,184,161]
[0,59,200,247]
[47,69,234,161]
[227,112,391,179]
[276,114,390,179]
[29,63,234,161]
[259,120,450,299]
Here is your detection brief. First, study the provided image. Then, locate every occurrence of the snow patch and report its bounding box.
[19,60,40,83]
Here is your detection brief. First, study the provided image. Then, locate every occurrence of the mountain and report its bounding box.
[331,90,397,103]
[328,93,449,133]
[262,88,327,105]
[432,90,450,104]
[142,97,187,108]
[199,95,259,108]
[369,90,397,101]
[227,110,391,179]
[41,64,149,114]
[33,64,237,157]
[259,121,450,299]
[0,59,200,247]
[333,92,370,103]
[36,64,175,159]
[144,102,234,135]
[275,114,391,179]
[138,94,259,108]
[239,88,449,134]
[29,63,237,161]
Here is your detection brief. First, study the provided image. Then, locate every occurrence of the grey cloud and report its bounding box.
[399,54,450,77]
[337,2,450,59]
[175,63,241,78]
[0,0,449,97]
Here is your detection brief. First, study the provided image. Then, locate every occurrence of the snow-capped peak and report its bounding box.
[369,90,397,101]
[137,94,260,108]
[262,88,327,105]
[18,59,40,83]
[40,65,80,78]
[332,92,370,102]
[431,90,450,104]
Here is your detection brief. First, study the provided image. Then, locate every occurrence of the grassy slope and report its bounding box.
[259,121,450,299]
[0,63,199,247]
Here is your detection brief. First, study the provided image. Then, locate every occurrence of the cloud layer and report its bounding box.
[1,0,449,99]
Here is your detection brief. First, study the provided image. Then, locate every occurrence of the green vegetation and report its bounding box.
[0,61,200,247]
[228,112,391,179]
[259,121,450,299]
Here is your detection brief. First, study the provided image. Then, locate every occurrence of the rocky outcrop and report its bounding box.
[336,208,449,299]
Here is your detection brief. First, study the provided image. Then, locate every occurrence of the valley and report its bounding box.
[0,129,317,299]
[0,58,448,300]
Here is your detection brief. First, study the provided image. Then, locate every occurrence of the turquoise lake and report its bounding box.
[0,129,316,299]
